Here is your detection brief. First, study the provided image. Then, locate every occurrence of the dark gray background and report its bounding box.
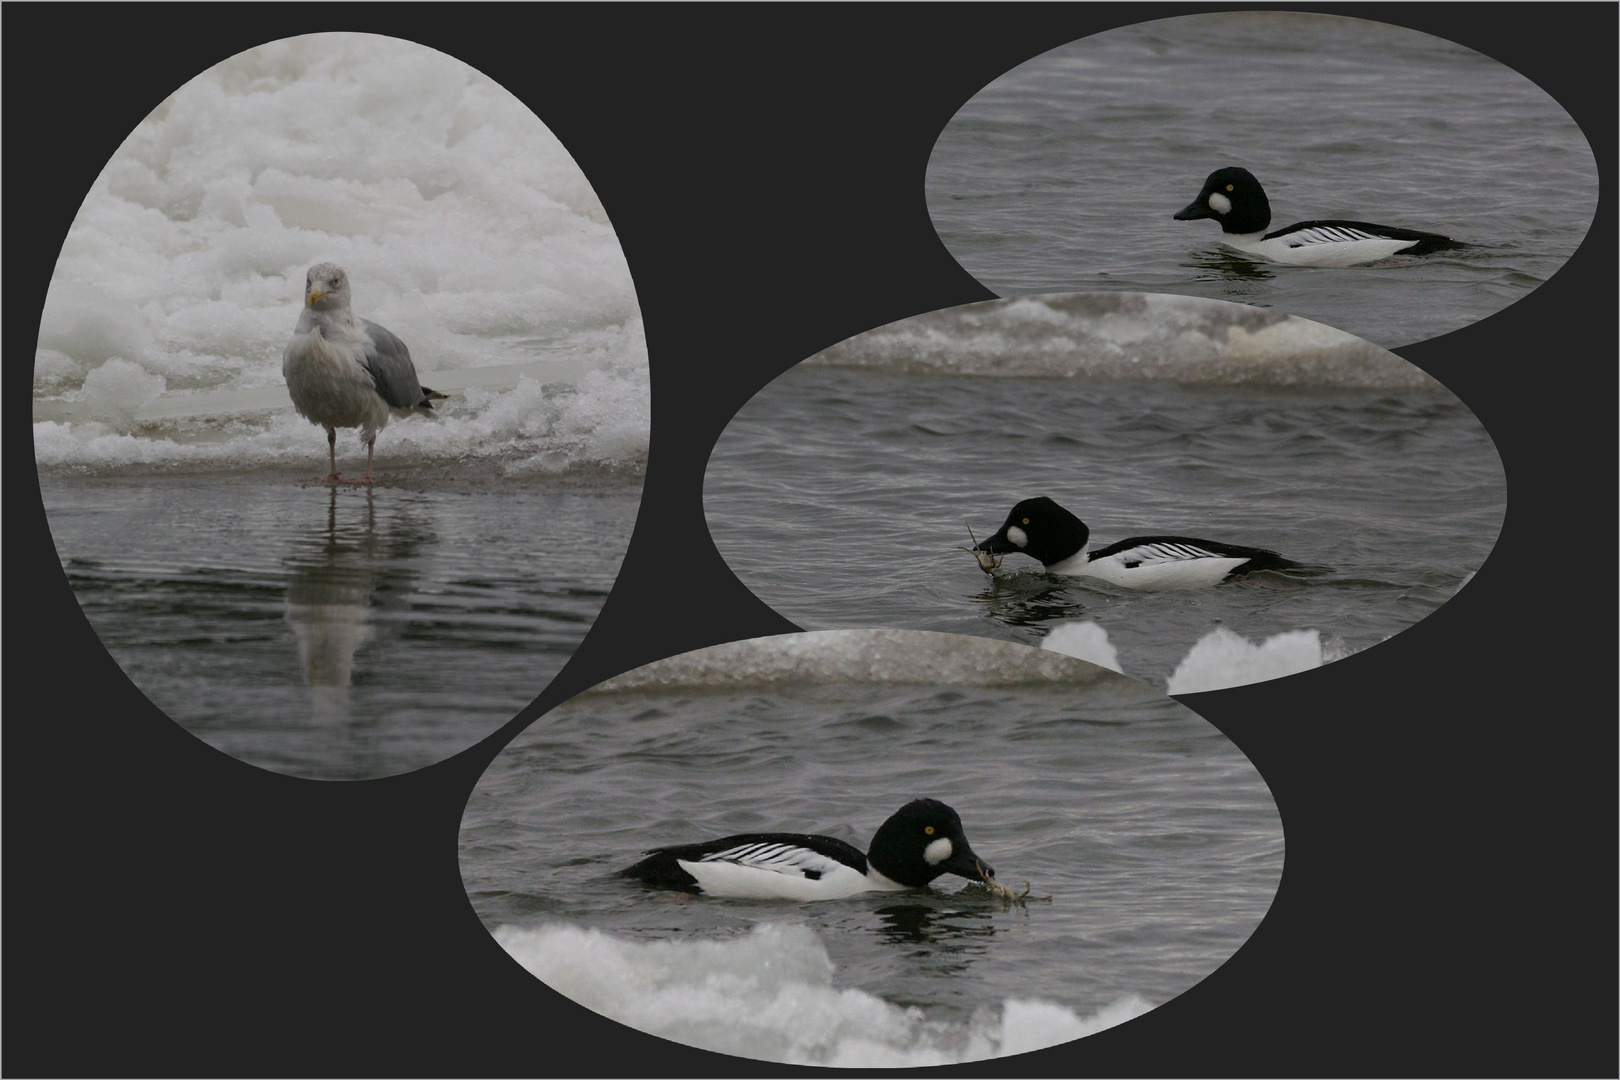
[8,6,1615,1076]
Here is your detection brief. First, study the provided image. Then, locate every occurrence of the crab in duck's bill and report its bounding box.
[960,523,1003,574]
[977,860,1033,903]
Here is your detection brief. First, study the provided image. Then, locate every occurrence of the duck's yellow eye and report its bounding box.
[924,825,935,835]
[1225,183,1234,192]
[1021,518,1030,525]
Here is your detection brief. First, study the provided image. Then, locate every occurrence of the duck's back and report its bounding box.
[622,832,873,898]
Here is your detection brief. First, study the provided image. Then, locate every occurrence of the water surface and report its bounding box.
[927,12,1597,348]
[461,631,1283,1066]
[704,297,1506,690]
[46,474,639,779]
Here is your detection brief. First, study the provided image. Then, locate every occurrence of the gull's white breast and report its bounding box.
[283,328,391,435]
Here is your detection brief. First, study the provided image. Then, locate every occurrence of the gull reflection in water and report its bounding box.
[282,488,429,720]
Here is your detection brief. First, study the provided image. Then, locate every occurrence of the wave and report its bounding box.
[33,351,648,480]
[1039,619,1354,692]
[806,292,1439,389]
[587,629,1127,692]
[32,33,647,480]
[495,921,1151,1066]
[1165,626,1351,693]
[1037,621,1124,674]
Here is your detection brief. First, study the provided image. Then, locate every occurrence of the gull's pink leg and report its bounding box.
[343,437,376,485]
[322,427,342,483]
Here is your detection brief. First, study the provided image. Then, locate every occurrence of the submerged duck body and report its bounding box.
[1174,167,1464,267]
[620,798,992,901]
[976,497,1300,589]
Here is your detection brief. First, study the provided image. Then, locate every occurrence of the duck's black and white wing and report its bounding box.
[1267,219,1463,256]
[698,839,859,879]
[1084,534,1299,587]
[621,833,872,899]
[1093,538,1219,565]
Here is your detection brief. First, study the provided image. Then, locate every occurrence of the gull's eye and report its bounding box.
[924,825,935,835]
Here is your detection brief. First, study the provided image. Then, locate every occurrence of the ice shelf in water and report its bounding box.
[33,33,647,479]
[805,292,1440,388]
[495,921,1151,1067]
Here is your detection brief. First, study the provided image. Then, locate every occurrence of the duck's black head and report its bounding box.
[1174,167,1271,234]
[975,497,1090,567]
[866,799,992,889]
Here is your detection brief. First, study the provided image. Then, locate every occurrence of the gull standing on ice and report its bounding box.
[282,263,445,483]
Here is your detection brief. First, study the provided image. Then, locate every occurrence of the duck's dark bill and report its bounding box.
[975,535,1018,555]
[1174,199,1215,221]
[945,848,993,881]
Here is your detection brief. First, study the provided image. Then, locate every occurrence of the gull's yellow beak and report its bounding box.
[306,286,325,307]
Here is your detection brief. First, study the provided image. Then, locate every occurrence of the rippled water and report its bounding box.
[705,362,1504,689]
[926,11,1598,348]
[44,475,640,779]
[459,632,1283,1066]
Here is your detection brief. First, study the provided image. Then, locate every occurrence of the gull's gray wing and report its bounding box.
[359,318,428,409]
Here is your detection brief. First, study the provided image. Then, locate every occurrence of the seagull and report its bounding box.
[282,263,445,484]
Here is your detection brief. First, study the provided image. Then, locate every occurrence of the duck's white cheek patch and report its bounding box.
[923,837,953,865]
[1005,526,1028,548]
[1207,192,1232,215]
